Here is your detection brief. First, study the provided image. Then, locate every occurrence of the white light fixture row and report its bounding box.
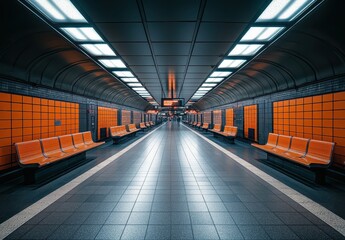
[257,0,315,22]
[240,27,284,42]
[61,27,103,42]
[190,0,316,104]
[28,0,87,22]
[26,0,155,104]
[80,44,116,56]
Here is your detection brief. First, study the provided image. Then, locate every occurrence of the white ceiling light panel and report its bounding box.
[229,44,264,56]
[28,0,87,22]
[80,44,116,56]
[99,59,126,68]
[61,27,103,42]
[257,0,315,22]
[219,59,246,68]
[240,27,284,42]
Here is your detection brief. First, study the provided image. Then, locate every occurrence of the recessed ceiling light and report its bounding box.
[199,87,212,91]
[258,0,315,22]
[228,44,264,56]
[80,44,116,56]
[99,59,126,68]
[202,83,217,87]
[206,78,224,83]
[240,27,284,42]
[61,27,103,42]
[219,59,246,68]
[113,71,134,77]
[121,78,139,82]
[257,0,290,21]
[127,83,142,87]
[28,0,87,22]
[211,72,231,77]
[279,0,314,21]
[133,87,146,91]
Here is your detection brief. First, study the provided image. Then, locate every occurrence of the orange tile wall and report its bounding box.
[133,111,142,123]
[97,106,118,140]
[203,112,211,123]
[0,92,79,171]
[273,91,345,167]
[122,110,131,125]
[244,105,258,141]
[213,110,222,125]
[226,108,234,126]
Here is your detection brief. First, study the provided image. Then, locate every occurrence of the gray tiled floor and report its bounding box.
[5,122,345,239]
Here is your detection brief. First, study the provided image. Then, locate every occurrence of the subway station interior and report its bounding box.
[1,0,345,239]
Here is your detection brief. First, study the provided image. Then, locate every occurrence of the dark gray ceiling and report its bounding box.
[1,0,344,111]
[194,0,345,110]
[74,0,269,102]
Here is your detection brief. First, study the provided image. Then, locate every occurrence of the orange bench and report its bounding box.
[252,133,335,183]
[211,125,238,143]
[128,123,140,134]
[140,122,148,131]
[15,131,104,183]
[195,122,202,128]
[149,121,155,126]
[201,123,209,131]
[109,125,132,143]
[209,124,221,134]
[145,122,152,128]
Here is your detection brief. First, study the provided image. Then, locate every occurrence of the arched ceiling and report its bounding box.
[194,0,345,110]
[0,0,150,110]
[1,1,344,111]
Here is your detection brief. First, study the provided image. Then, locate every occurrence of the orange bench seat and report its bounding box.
[252,133,335,183]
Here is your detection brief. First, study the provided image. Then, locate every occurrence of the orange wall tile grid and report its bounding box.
[273,91,345,167]
[203,112,211,123]
[133,111,142,123]
[244,105,258,141]
[226,108,234,126]
[122,110,131,125]
[213,110,222,125]
[97,106,118,140]
[0,92,79,171]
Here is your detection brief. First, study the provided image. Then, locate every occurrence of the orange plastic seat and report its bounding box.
[210,124,221,133]
[72,133,89,149]
[40,137,70,159]
[59,134,81,154]
[271,135,292,155]
[252,133,278,151]
[283,137,309,160]
[202,123,209,130]
[301,139,335,166]
[82,131,104,148]
[15,140,50,167]
[110,125,129,137]
[128,124,139,133]
[140,122,147,129]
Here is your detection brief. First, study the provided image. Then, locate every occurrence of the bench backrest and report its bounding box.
[289,137,309,155]
[223,126,232,132]
[40,137,62,156]
[213,124,221,131]
[306,139,335,161]
[275,135,292,150]
[110,126,126,136]
[72,133,85,148]
[128,124,137,131]
[58,135,76,151]
[266,133,278,147]
[82,131,94,144]
[15,140,44,164]
[231,126,238,136]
